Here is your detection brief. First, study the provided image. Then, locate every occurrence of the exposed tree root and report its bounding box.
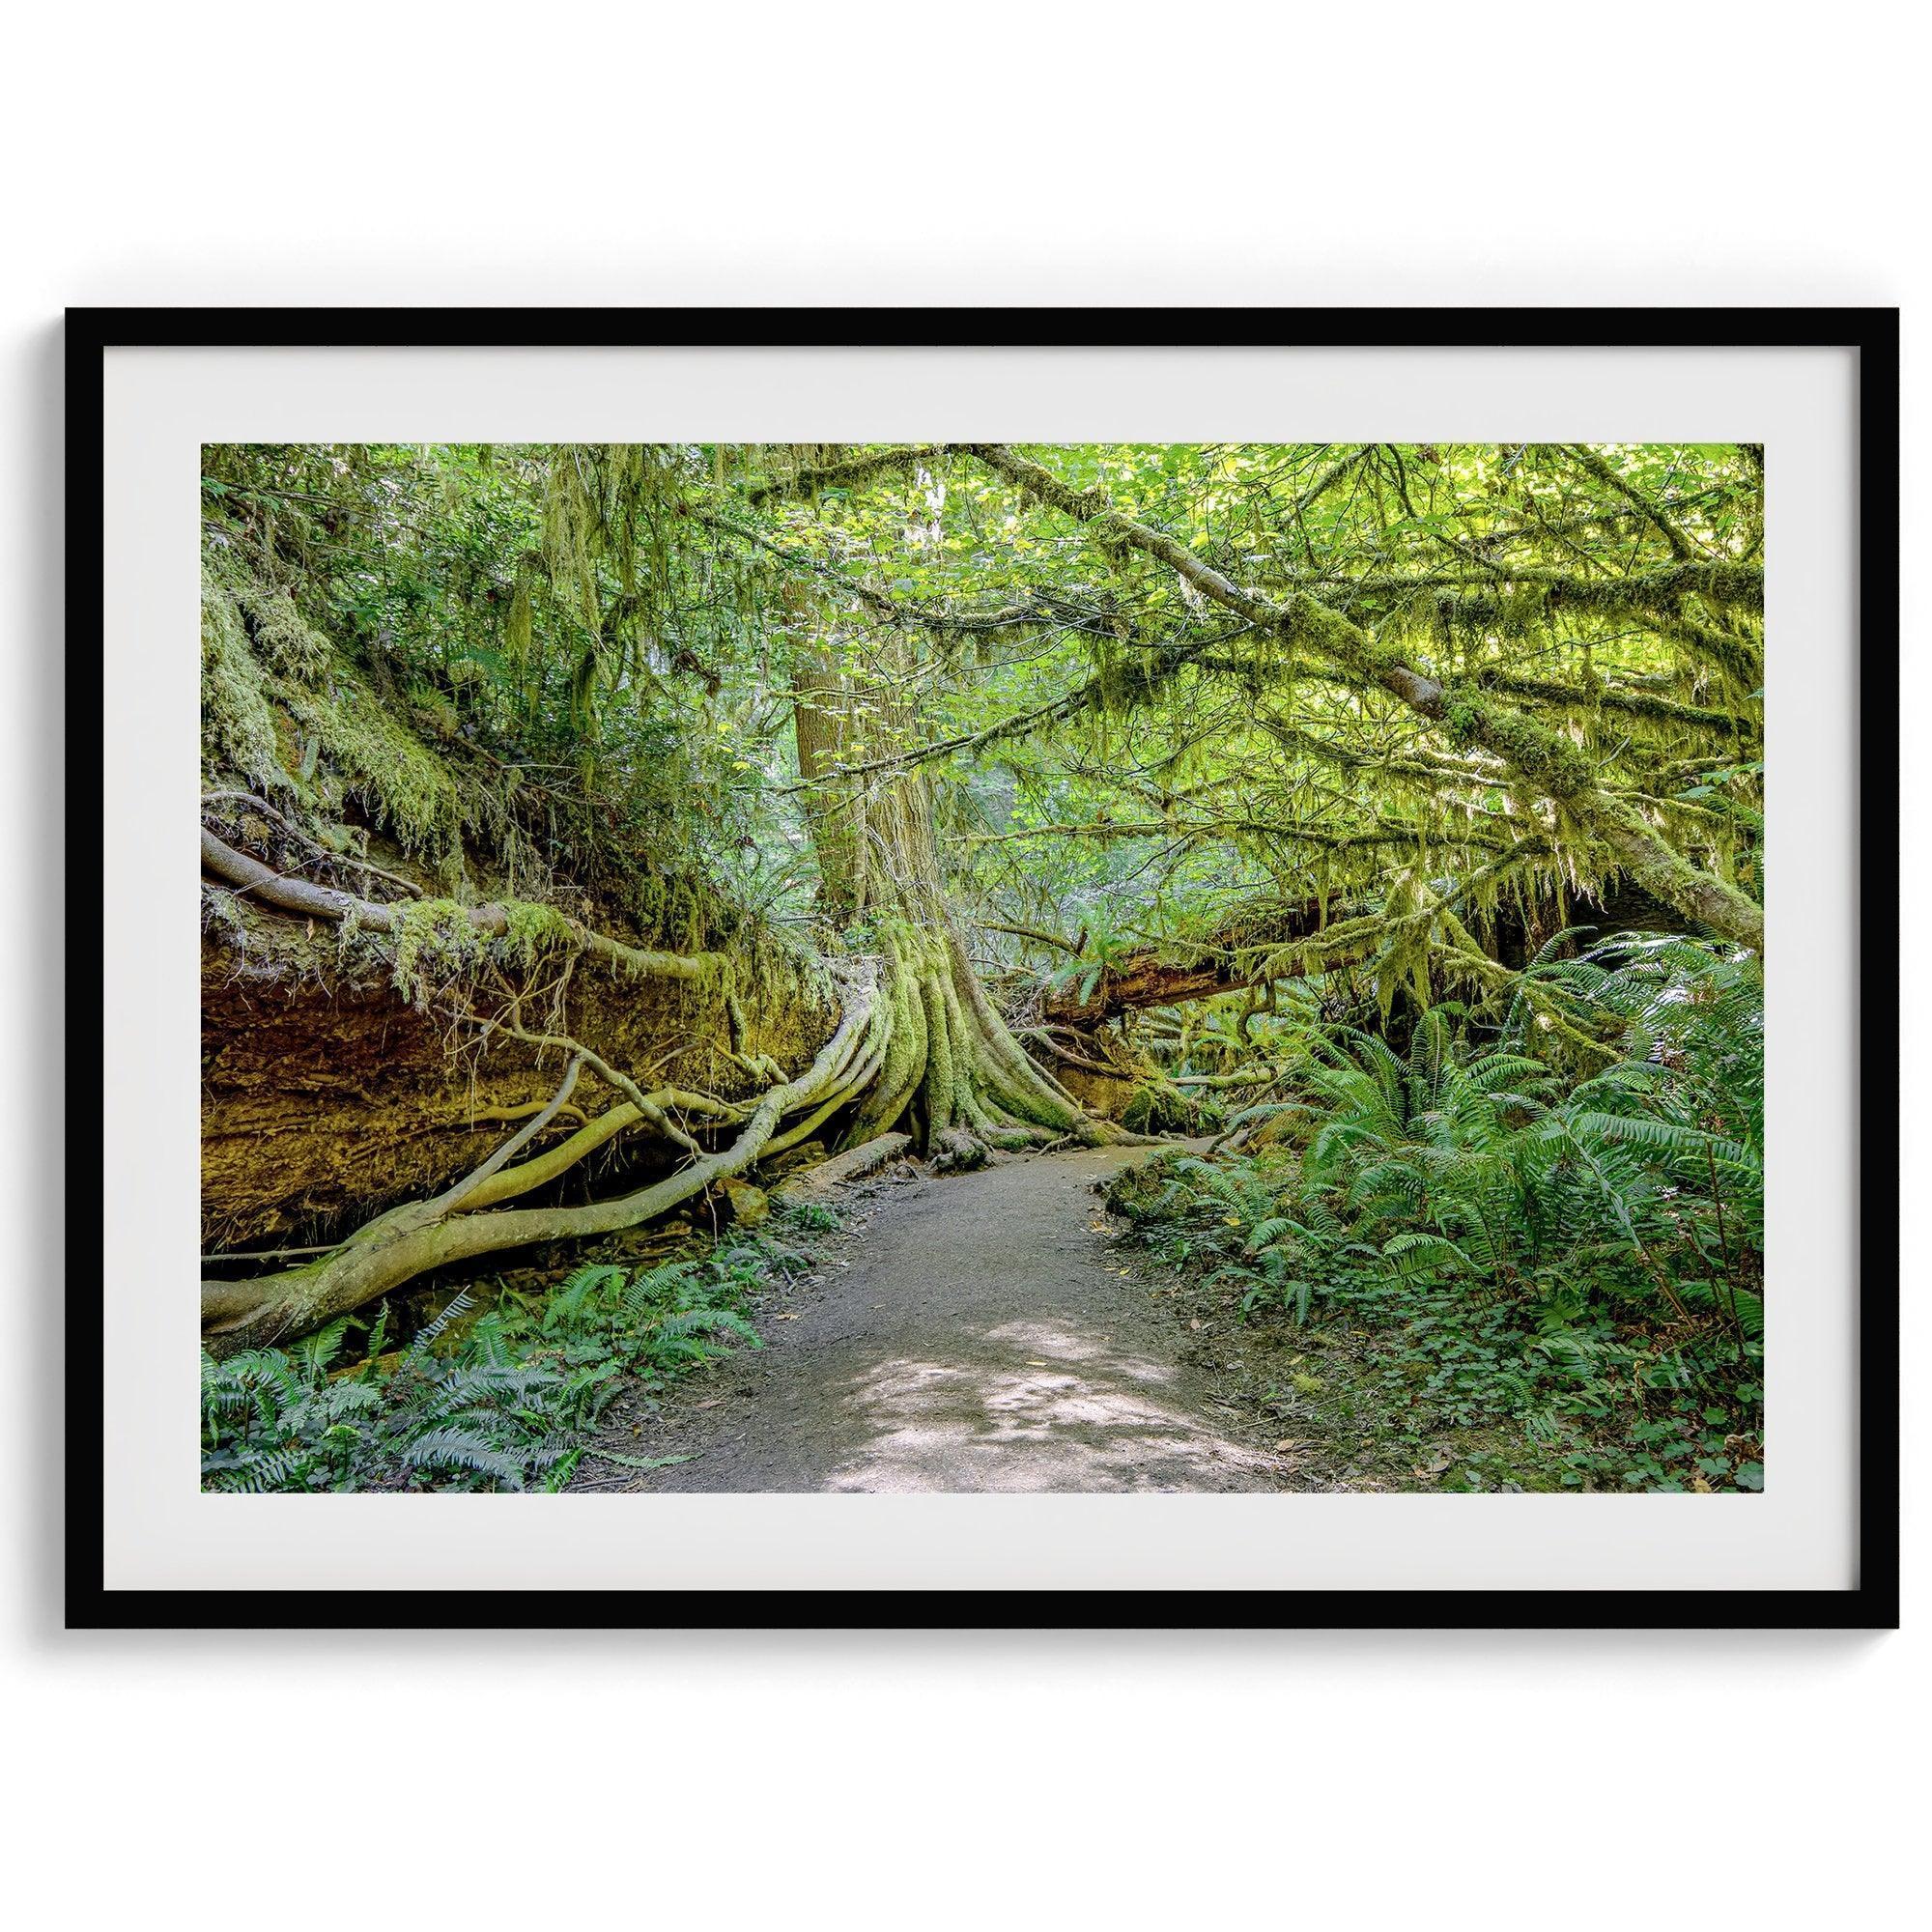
[843,916,1121,1161]
[770,1131,916,1204]
[1021,1026,1136,1080]
[198,840,1139,1352]
[198,898,1141,1350]
[477,1016,709,1153]
[201,962,883,1353]
[928,1126,990,1173]
[203,790,428,900]
[201,826,721,981]
[466,1099,590,1129]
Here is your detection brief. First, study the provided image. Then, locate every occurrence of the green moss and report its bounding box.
[1443,691,1597,799]
[377,895,585,1006]
[229,572,330,678]
[387,898,481,1007]
[200,570,287,791]
[1285,593,1386,679]
[200,542,512,886]
[1121,1081,1208,1136]
[285,678,468,867]
[1093,648,1172,716]
[1103,1148,1192,1221]
[498,897,578,964]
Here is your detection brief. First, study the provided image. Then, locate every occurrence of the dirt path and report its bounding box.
[587,1144,1285,1493]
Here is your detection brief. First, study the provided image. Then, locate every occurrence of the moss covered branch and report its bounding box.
[956,443,1763,953]
[200,826,722,982]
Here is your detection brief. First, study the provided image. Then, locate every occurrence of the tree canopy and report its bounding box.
[203,437,1762,972]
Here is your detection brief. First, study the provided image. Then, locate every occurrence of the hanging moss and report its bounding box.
[498,897,579,962]
[384,898,480,1007]
[231,574,330,678]
[200,568,287,792]
[199,540,529,885]
[282,676,468,866]
[375,894,583,1008]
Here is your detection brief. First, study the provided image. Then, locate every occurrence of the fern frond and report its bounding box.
[542,1264,626,1333]
[652,1309,761,1349]
[398,1428,526,1489]
[1382,1231,1474,1275]
[410,1289,475,1358]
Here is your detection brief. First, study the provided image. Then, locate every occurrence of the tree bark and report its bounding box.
[785,602,1110,1157]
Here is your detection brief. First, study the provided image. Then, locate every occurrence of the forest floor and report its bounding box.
[571,1142,1298,1493]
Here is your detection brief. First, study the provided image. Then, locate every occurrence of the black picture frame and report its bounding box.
[71,306,1899,1632]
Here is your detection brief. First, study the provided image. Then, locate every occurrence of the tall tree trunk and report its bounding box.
[787,606,1102,1166]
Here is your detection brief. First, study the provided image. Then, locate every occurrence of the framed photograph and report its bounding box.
[77,307,1896,1628]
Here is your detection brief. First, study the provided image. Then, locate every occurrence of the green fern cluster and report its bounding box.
[501,1254,763,1382]
[1107,935,1764,1491]
[198,1213,828,1493]
[199,1296,581,1493]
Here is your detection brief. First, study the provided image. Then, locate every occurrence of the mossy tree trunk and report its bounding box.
[787,610,1103,1167]
[201,622,1111,1352]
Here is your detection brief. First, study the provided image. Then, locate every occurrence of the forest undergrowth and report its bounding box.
[200,1204,840,1492]
[1107,936,1764,1492]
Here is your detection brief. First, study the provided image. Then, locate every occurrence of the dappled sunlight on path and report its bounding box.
[827,1318,1273,1492]
[597,1143,1288,1495]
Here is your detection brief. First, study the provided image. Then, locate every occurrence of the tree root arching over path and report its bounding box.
[583,1145,1285,1493]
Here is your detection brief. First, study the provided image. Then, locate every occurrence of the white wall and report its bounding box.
[3,6,1918,1926]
